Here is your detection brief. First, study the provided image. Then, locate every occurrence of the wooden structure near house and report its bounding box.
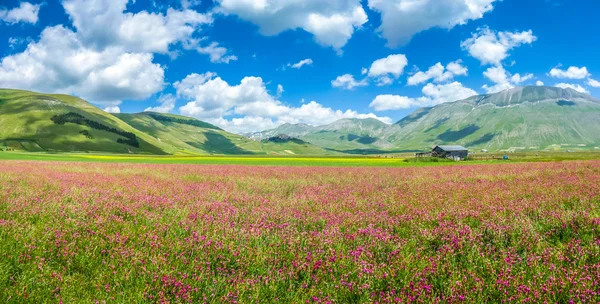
[416,145,469,160]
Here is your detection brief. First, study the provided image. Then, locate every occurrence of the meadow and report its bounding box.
[1,159,600,303]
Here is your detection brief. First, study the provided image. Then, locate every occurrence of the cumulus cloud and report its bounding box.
[192,41,238,63]
[215,0,368,50]
[407,60,468,86]
[482,66,535,93]
[587,78,600,88]
[555,83,590,94]
[104,106,121,113]
[536,80,544,86]
[368,54,408,78]
[145,94,177,113]
[0,2,41,24]
[331,74,368,90]
[367,54,408,86]
[62,0,213,53]
[548,66,590,79]
[0,25,164,105]
[176,72,390,133]
[289,58,313,69]
[0,0,235,106]
[461,27,537,66]
[332,54,408,89]
[370,81,477,111]
[369,95,426,111]
[422,82,478,104]
[368,0,498,47]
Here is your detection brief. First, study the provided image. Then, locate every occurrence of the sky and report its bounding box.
[0,0,599,134]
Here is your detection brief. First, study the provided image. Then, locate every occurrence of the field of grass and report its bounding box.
[1,160,600,302]
[2,150,600,167]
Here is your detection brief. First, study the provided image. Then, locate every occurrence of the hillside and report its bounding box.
[0,89,330,155]
[252,86,600,152]
[0,89,170,154]
[3,86,599,155]
[391,86,600,151]
[251,118,397,153]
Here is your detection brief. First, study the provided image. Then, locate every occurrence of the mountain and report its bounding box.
[251,118,398,153]
[253,86,600,152]
[0,89,170,154]
[0,89,330,155]
[3,86,599,155]
[391,86,600,151]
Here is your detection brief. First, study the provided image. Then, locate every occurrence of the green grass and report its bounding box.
[2,151,600,167]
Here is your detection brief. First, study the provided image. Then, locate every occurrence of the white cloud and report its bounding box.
[536,80,544,86]
[587,78,600,88]
[461,27,537,66]
[145,94,177,113]
[370,81,477,111]
[482,66,535,93]
[104,106,121,113]
[176,72,390,133]
[0,2,41,24]
[193,41,238,63]
[422,82,478,104]
[0,25,165,105]
[511,73,534,84]
[331,74,368,90]
[0,0,237,107]
[407,60,467,86]
[548,66,590,79]
[369,95,424,111]
[276,84,284,97]
[555,83,590,94]
[215,0,368,50]
[289,58,313,69]
[368,0,498,47]
[368,54,408,78]
[181,0,201,9]
[483,66,509,84]
[333,54,408,89]
[62,0,218,57]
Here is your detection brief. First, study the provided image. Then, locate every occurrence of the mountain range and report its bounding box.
[1,86,600,155]
[251,86,600,153]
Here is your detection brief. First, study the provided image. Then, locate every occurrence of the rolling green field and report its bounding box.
[2,151,600,167]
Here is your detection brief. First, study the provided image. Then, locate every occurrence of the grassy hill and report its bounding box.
[0,89,330,155]
[251,118,397,153]
[389,86,600,151]
[4,86,598,155]
[116,112,332,155]
[252,86,600,153]
[0,89,169,154]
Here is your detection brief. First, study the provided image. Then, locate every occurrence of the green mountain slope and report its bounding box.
[117,112,332,155]
[389,86,600,151]
[0,89,170,154]
[251,86,600,152]
[251,118,396,153]
[0,89,330,155]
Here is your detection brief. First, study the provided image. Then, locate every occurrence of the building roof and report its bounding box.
[435,145,468,152]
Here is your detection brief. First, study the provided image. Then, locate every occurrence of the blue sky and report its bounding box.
[0,0,599,133]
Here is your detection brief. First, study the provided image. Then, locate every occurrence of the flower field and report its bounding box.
[1,161,600,303]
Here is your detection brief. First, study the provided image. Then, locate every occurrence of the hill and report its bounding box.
[251,118,397,153]
[391,86,600,151]
[252,86,600,152]
[0,89,330,155]
[0,89,170,154]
